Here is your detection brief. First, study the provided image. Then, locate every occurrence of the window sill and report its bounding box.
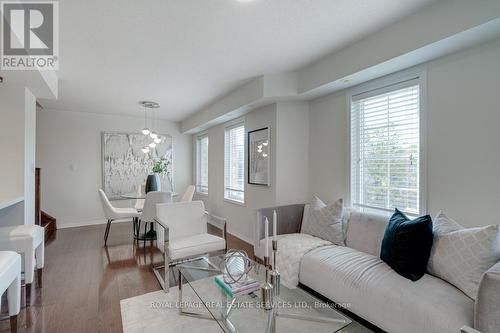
[195,191,208,197]
[223,198,246,207]
[354,204,421,218]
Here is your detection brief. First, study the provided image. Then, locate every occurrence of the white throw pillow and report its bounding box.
[300,197,345,245]
[427,211,500,299]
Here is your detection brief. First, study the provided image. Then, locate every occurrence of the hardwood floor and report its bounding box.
[0,222,253,333]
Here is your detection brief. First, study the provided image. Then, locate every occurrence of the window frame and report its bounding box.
[195,133,209,196]
[224,120,246,205]
[347,67,427,216]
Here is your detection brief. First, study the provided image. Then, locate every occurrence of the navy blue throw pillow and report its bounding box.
[380,209,433,281]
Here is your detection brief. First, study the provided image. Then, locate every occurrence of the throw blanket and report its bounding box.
[275,233,332,288]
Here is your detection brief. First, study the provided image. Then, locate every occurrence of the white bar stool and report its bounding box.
[0,225,44,305]
[0,251,22,332]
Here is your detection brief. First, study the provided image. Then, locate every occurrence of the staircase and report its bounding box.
[36,168,57,242]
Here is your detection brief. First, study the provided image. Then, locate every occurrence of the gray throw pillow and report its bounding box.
[301,197,345,245]
[427,211,500,299]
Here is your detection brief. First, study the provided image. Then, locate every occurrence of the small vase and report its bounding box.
[145,174,161,193]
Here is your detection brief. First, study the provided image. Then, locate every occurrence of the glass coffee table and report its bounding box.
[177,254,352,333]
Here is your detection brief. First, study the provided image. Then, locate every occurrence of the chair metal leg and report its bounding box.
[152,228,170,292]
[104,219,112,245]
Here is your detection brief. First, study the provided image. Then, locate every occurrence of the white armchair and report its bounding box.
[153,200,227,291]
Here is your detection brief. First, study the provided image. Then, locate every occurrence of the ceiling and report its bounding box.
[39,0,436,121]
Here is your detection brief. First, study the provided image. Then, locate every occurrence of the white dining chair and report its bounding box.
[138,191,172,241]
[180,185,196,202]
[153,200,227,291]
[98,189,140,245]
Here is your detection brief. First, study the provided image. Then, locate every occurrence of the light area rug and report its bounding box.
[121,277,372,333]
[120,287,222,333]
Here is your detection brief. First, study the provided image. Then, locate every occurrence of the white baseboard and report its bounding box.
[57,218,132,229]
[207,221,254,246]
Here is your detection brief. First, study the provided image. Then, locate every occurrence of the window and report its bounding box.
[350,78,422,215]
[224,123,245,203]
[196,134,209,194]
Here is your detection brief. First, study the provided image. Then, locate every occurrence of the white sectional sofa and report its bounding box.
[254,204,500,333]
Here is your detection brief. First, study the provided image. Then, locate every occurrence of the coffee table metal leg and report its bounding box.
[277,312,349,324]
[177,269,218,322]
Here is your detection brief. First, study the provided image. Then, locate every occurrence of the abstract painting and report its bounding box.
[102,132,173,199]
[248,127,270,186]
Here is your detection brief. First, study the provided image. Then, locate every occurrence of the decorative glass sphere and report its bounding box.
[150,132,158,139]
[154,137,162,144]
[221,250,253,285]
[141,146,150,154]
[149,142,156,148]
[142,128,150,136]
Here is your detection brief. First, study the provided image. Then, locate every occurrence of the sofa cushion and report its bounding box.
[345,210,389,257]
[428,211,500,300]
[300,197,345,245]
[299,245,474,333]
[380,209,433,281]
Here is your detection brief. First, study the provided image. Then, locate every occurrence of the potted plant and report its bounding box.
[145,158,170,193]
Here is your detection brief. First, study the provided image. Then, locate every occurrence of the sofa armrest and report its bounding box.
[254,204,305,258]
[475,261,500,333]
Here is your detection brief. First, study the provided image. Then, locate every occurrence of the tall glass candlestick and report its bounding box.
[264,217,269,259]
[273,210,277,238]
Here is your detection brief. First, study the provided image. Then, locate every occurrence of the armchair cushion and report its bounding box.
[169,234,225,261]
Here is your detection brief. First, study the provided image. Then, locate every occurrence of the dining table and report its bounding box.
[120,191,179,241]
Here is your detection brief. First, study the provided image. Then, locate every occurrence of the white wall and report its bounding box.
[194,104,277,243]
[36,109,192,228]
[24,90,37,225]
[193,102,310,244]
[308,38,500,227]
[275,101,309,205]
[0,84,37,226]
[0,85,25,200]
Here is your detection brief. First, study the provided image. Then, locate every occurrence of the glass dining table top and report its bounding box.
[120,192,178,199]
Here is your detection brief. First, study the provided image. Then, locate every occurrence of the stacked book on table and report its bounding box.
[214,274,261,298]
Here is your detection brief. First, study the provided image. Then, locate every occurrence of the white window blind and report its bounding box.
[225,123,245,203]
[196,134,209,194]
[351,80,421,215]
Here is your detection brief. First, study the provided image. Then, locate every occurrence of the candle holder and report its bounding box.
[270,239,280,297]
[261,256,274,311]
